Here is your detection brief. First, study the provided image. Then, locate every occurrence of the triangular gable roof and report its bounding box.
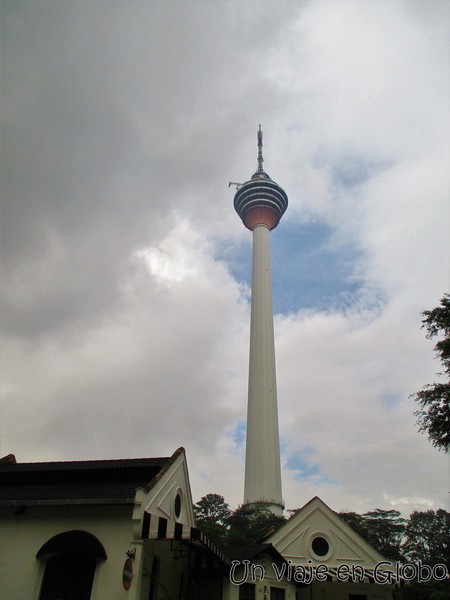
[132,447,195,538]
[267,496,386,569]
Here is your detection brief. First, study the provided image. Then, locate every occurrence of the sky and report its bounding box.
[1,0,449,518]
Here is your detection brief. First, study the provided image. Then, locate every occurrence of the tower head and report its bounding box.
[234,126,288,231]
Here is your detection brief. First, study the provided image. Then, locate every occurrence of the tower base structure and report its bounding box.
[243,224,284,516]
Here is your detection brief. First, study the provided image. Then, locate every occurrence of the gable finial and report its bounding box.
[257,124,264,172]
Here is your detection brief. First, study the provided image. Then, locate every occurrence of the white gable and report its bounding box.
[132,447,195,539]
[268,496,386,569]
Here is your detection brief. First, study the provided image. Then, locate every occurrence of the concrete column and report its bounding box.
[244,224,283,515]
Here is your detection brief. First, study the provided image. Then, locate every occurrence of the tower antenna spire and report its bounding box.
[257,124,264,172]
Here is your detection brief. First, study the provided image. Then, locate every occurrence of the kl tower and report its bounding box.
[232,126,288,516]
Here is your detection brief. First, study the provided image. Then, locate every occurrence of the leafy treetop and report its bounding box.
[413,294,450,453]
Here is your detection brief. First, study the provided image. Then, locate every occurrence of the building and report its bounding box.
[0,448,231,600]
[266,497,396,600]
[0,449,395,599]
[232,125,288,516]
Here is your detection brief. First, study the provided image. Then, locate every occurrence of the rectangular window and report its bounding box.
[271,587,286,600]
[348,595,367,600]
[239,583,256,600]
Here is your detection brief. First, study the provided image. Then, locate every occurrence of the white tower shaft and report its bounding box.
[244,224,283,515]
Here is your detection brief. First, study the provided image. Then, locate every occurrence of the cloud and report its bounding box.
[1,0,449,516]
[1,216,248,458]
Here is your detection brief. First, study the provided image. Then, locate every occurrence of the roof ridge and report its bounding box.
[1,456,169,464]
[0,456,170,471]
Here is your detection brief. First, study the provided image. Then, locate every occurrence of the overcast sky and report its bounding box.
[1,0,449,517]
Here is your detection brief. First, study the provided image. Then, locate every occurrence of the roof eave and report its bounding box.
[0,497,135,507]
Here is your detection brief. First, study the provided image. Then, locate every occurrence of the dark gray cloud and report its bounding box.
[1,0,449,514]
[1,0,300,338]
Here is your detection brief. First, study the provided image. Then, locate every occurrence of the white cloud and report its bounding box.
[1,0,448,517]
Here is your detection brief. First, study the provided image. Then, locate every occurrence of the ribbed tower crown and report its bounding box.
[234,126,288,231]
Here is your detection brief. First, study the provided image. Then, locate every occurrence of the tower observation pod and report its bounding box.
[232,126,288,516]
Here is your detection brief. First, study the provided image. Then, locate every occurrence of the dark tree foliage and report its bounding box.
[413,294,450,454]
[340,508,406,561]
[226,503,286,548]
[194,493,231,524]
[401,509,450,600]
[402,509,449,566]
[339,508,450,600]
[338,511,369,541]
[361,509,406,561]
[193,493,231,547]
[193,496,286,549]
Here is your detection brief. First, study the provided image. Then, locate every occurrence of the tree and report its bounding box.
[338,511,369,541]
[194,493,231,524]
[340,509,406,560]
[193,493,231,547]
[361,509,406,560]
[402,509,449,565]
[193,495,286,549]
[413,294,450,453]
[339,508,449,600]
[401,509,450,600]
[227,503,286,548]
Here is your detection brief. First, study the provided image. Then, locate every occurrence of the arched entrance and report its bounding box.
[37,530,107,600]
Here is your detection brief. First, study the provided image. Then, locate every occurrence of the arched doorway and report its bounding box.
[37,530,107,600]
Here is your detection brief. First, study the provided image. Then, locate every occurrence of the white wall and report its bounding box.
[0,504,135,600]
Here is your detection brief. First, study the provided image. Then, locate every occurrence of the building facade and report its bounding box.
[1,449,395,600]
[0,448,229,600]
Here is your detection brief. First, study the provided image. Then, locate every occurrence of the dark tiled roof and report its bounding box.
[0,456,170,506]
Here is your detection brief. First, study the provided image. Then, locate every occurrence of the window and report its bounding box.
[348,595,367,600]
[174,492,182,519]
[271,587,286,600]
[311,536,329,557]
[239,582,255,600]
[39,554,96,600]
